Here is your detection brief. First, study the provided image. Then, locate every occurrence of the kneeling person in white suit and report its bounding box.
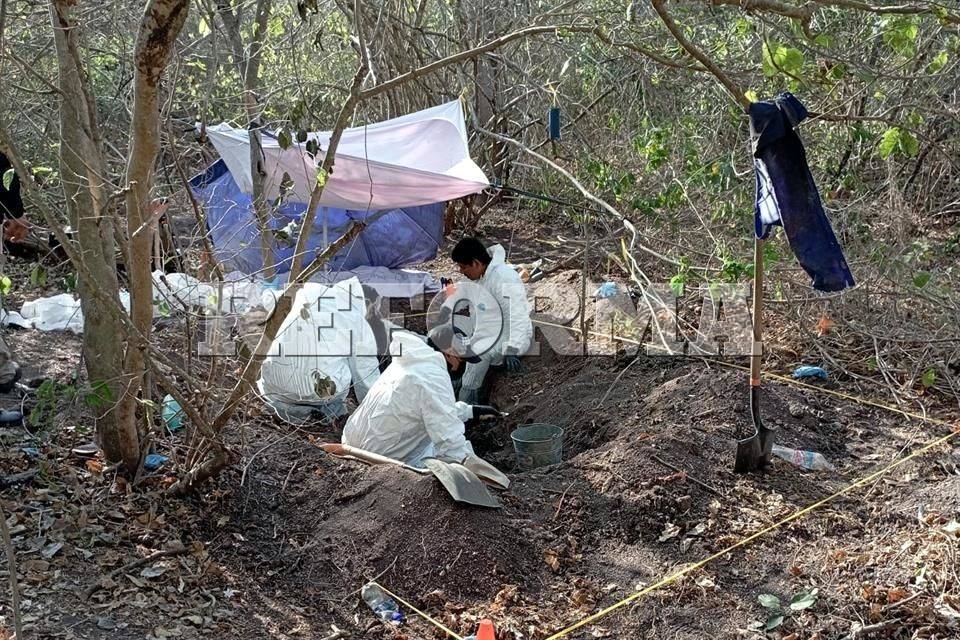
[341,326,499,466]
[257,278,381,424]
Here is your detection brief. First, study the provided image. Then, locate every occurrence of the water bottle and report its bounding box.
[772,445,835,471]
[361,583,403,625]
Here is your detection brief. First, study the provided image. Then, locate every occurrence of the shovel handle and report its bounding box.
[751,238,764,386]
[320,442,429,474]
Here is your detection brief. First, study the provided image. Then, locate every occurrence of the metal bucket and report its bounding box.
[511,424,564,470]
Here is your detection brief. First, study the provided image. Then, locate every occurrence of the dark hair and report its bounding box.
[451,237,491,266]
[426,325,482,363]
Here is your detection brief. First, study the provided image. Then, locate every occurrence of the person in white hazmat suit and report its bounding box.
[257,277,381,424]
[444,238,533,405]
[341,326,501,466]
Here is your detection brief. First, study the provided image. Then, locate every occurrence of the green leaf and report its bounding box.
[0,275,11,295]
[62,272,77,292]
[157,299,171,317]
[29,263,46,288]
[198,16,210,36]
[789,588,818,611]
[669,273,686,297]
[84,380,114,408]
[761,42,778,78]
[758,593,781,610]
[878,127,901,159]
[883,18,919,58]
[277,129,292,150]
[296,129,308,143]
[899,129,919,157]
[913,271,931,288]
[2,168,13,191]
[828,62,847,80]
[765,614,785,630]
[780,47,805,74]
[922,369,936,388]
[745,89,759,104]
[927,50,948,74]
[316,167,328,189]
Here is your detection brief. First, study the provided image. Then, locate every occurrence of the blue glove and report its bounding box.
[503,355,522,373]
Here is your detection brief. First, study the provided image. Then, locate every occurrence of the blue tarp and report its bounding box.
[189,160,445,275]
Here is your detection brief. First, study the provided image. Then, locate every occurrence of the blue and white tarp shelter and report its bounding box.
[190,101,489,276]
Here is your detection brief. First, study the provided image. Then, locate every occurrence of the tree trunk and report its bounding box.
[118,0,189,470]
[49,0,134,469]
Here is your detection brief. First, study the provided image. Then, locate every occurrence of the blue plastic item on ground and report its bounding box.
[143,454,169,471]
[793,365,828,380]
[595,282,619,299]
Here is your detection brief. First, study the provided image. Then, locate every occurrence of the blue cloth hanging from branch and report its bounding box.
[750,93,854,293]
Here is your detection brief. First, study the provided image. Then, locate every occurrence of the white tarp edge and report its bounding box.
[204,101,489,210]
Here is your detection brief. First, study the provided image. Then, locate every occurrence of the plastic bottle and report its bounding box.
[772,445,835,471]
[161,395,184,432]
[361,583,403,625]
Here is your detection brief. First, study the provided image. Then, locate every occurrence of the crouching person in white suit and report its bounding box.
[447,238,533,405]
[341,326,500,466]
[257,277,381,425]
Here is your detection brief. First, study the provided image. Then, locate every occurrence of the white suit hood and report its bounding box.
[477,244,533,359]
[342,331,472,465]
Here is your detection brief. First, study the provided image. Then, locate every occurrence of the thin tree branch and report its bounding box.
[650,0,751,111]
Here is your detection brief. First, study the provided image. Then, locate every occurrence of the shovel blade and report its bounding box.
[734,386,776,473]
[423,459,501,508]
[462,454,511,490]
[735,432,763,473]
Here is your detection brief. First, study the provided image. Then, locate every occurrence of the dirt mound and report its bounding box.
[213,438,540,614]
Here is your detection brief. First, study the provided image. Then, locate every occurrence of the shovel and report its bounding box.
[735,237,776,472]
[422,458,501,508]
[320,443,501,508]
[320,443,431,474]
[462,453,511,490]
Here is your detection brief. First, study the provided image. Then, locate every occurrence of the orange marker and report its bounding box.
[476,619,496,640]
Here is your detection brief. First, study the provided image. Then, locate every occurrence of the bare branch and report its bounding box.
[650,0,751,110]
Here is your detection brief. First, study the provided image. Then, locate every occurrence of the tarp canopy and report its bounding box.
[203,100,488,210]
[191,101,488,275]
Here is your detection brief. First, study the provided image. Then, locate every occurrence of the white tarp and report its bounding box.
[205,101,489,210]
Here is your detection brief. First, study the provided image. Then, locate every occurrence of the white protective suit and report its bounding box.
[448,244,533,394]
[257,277,380,423]
[341,331,474,466]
